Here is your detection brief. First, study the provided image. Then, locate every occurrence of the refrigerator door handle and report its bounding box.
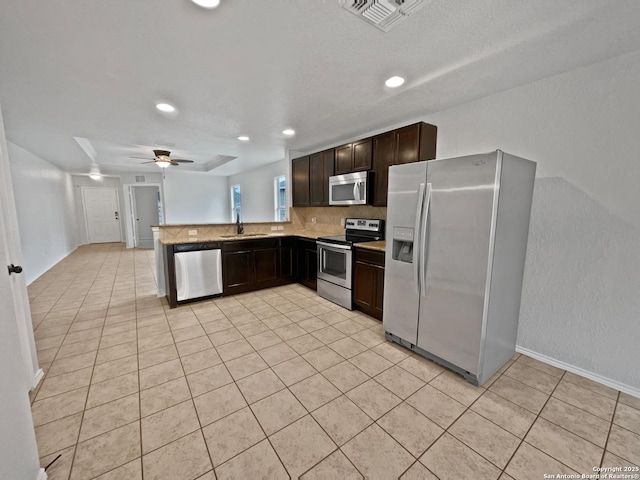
[413,183,426,296]
[420,183,432,298]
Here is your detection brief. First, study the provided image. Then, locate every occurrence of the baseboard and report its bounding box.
[516,345,640,398]
[35,467,47,480]
[31,368,44,391]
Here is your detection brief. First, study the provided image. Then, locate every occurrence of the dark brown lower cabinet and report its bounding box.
[223,238,293,295]
[165,236,314,305]
[353,248,385,320]
[296,238,317,290]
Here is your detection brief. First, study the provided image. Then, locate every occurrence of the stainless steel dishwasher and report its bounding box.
[174,242,223,301]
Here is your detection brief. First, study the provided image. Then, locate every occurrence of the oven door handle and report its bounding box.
[317,241,351,250]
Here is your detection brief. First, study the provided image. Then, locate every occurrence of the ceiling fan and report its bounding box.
[133,149,195,168]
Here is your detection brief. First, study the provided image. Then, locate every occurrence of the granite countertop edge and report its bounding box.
[353,240,386,252]
[159,230,336,245]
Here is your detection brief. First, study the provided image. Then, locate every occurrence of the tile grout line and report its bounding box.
[599,391,620,469]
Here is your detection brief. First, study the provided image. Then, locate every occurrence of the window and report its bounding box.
[231,184,241,222]
[274,176,286,221]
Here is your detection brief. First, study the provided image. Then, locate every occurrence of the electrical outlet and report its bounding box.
[311,217,317,223]
[271,226,278,231]
[188,229,197,236]
[340,218,345,226]
[277,226,284,231]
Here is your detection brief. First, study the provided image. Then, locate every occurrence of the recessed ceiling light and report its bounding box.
[237,136,250,141]
[191,0,221,8]
[156,102,176,113]
[282,129,295,136]
[385,76,405,88]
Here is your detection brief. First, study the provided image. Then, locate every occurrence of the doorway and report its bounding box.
[131,185,160,248]
[82,187,122,243]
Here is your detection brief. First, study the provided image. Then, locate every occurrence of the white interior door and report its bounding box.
[0,105,42,480]
[133,186,159,248]
[83,187,122,243]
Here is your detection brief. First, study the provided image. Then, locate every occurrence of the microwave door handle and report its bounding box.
[353,182,359,201]
[413,183,426,296]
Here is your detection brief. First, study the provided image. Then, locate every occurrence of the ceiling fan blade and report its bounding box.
[169,161,180,165]
[172,159,194,163]
[130,156,153,160]
[153,149,171,157]
[141,161,157,164]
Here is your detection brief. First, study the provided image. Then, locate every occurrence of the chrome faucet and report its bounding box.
[236,213,244,234]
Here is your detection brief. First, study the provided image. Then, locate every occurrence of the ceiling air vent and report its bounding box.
[341,0,425,32]
[135,175,146,183]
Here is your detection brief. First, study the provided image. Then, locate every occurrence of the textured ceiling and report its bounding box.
[0,0,639,176]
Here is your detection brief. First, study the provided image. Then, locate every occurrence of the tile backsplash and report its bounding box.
[158,206,386,242]
[290,206,387,233]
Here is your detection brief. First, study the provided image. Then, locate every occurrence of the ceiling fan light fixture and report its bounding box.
[156,161,171,168]
[282,129,295,136]
[191,0,221,9]
[89,163,102,180]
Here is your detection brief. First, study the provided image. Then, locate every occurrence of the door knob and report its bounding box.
[7,264,23,275]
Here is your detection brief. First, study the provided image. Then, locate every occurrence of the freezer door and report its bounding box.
[417,153,499,375]
[383,161,427,344]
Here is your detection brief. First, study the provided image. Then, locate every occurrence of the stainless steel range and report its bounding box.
[317,218,385,309]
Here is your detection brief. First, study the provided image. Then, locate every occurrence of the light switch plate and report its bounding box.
[188,229,197,236]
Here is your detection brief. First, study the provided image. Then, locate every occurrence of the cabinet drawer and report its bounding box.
[354,248,385,267]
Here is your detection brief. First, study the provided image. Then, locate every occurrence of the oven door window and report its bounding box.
[321,248,347,280]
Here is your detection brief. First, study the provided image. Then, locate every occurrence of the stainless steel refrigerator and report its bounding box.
[384,150,536,385]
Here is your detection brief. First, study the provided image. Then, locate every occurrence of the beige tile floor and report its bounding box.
[27,243,640,479]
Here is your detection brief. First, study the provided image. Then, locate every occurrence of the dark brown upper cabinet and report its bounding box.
[292,155,310,207]
[334,138,372,175]
[309,149,335,206]
[372,122,437,206]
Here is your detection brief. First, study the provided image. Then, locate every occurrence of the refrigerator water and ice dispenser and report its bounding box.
[391,226,414,263]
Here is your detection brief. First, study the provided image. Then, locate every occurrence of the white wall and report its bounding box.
[8,142,79,284]
[72,175,124,244]
[228,159,288,223]
[162,170,229,224]
[422,50,640,390]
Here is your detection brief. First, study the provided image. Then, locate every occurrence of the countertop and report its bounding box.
[354,240,386,252]
[160,230,337,245]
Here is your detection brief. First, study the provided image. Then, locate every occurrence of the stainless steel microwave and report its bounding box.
[328,171,368,205]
